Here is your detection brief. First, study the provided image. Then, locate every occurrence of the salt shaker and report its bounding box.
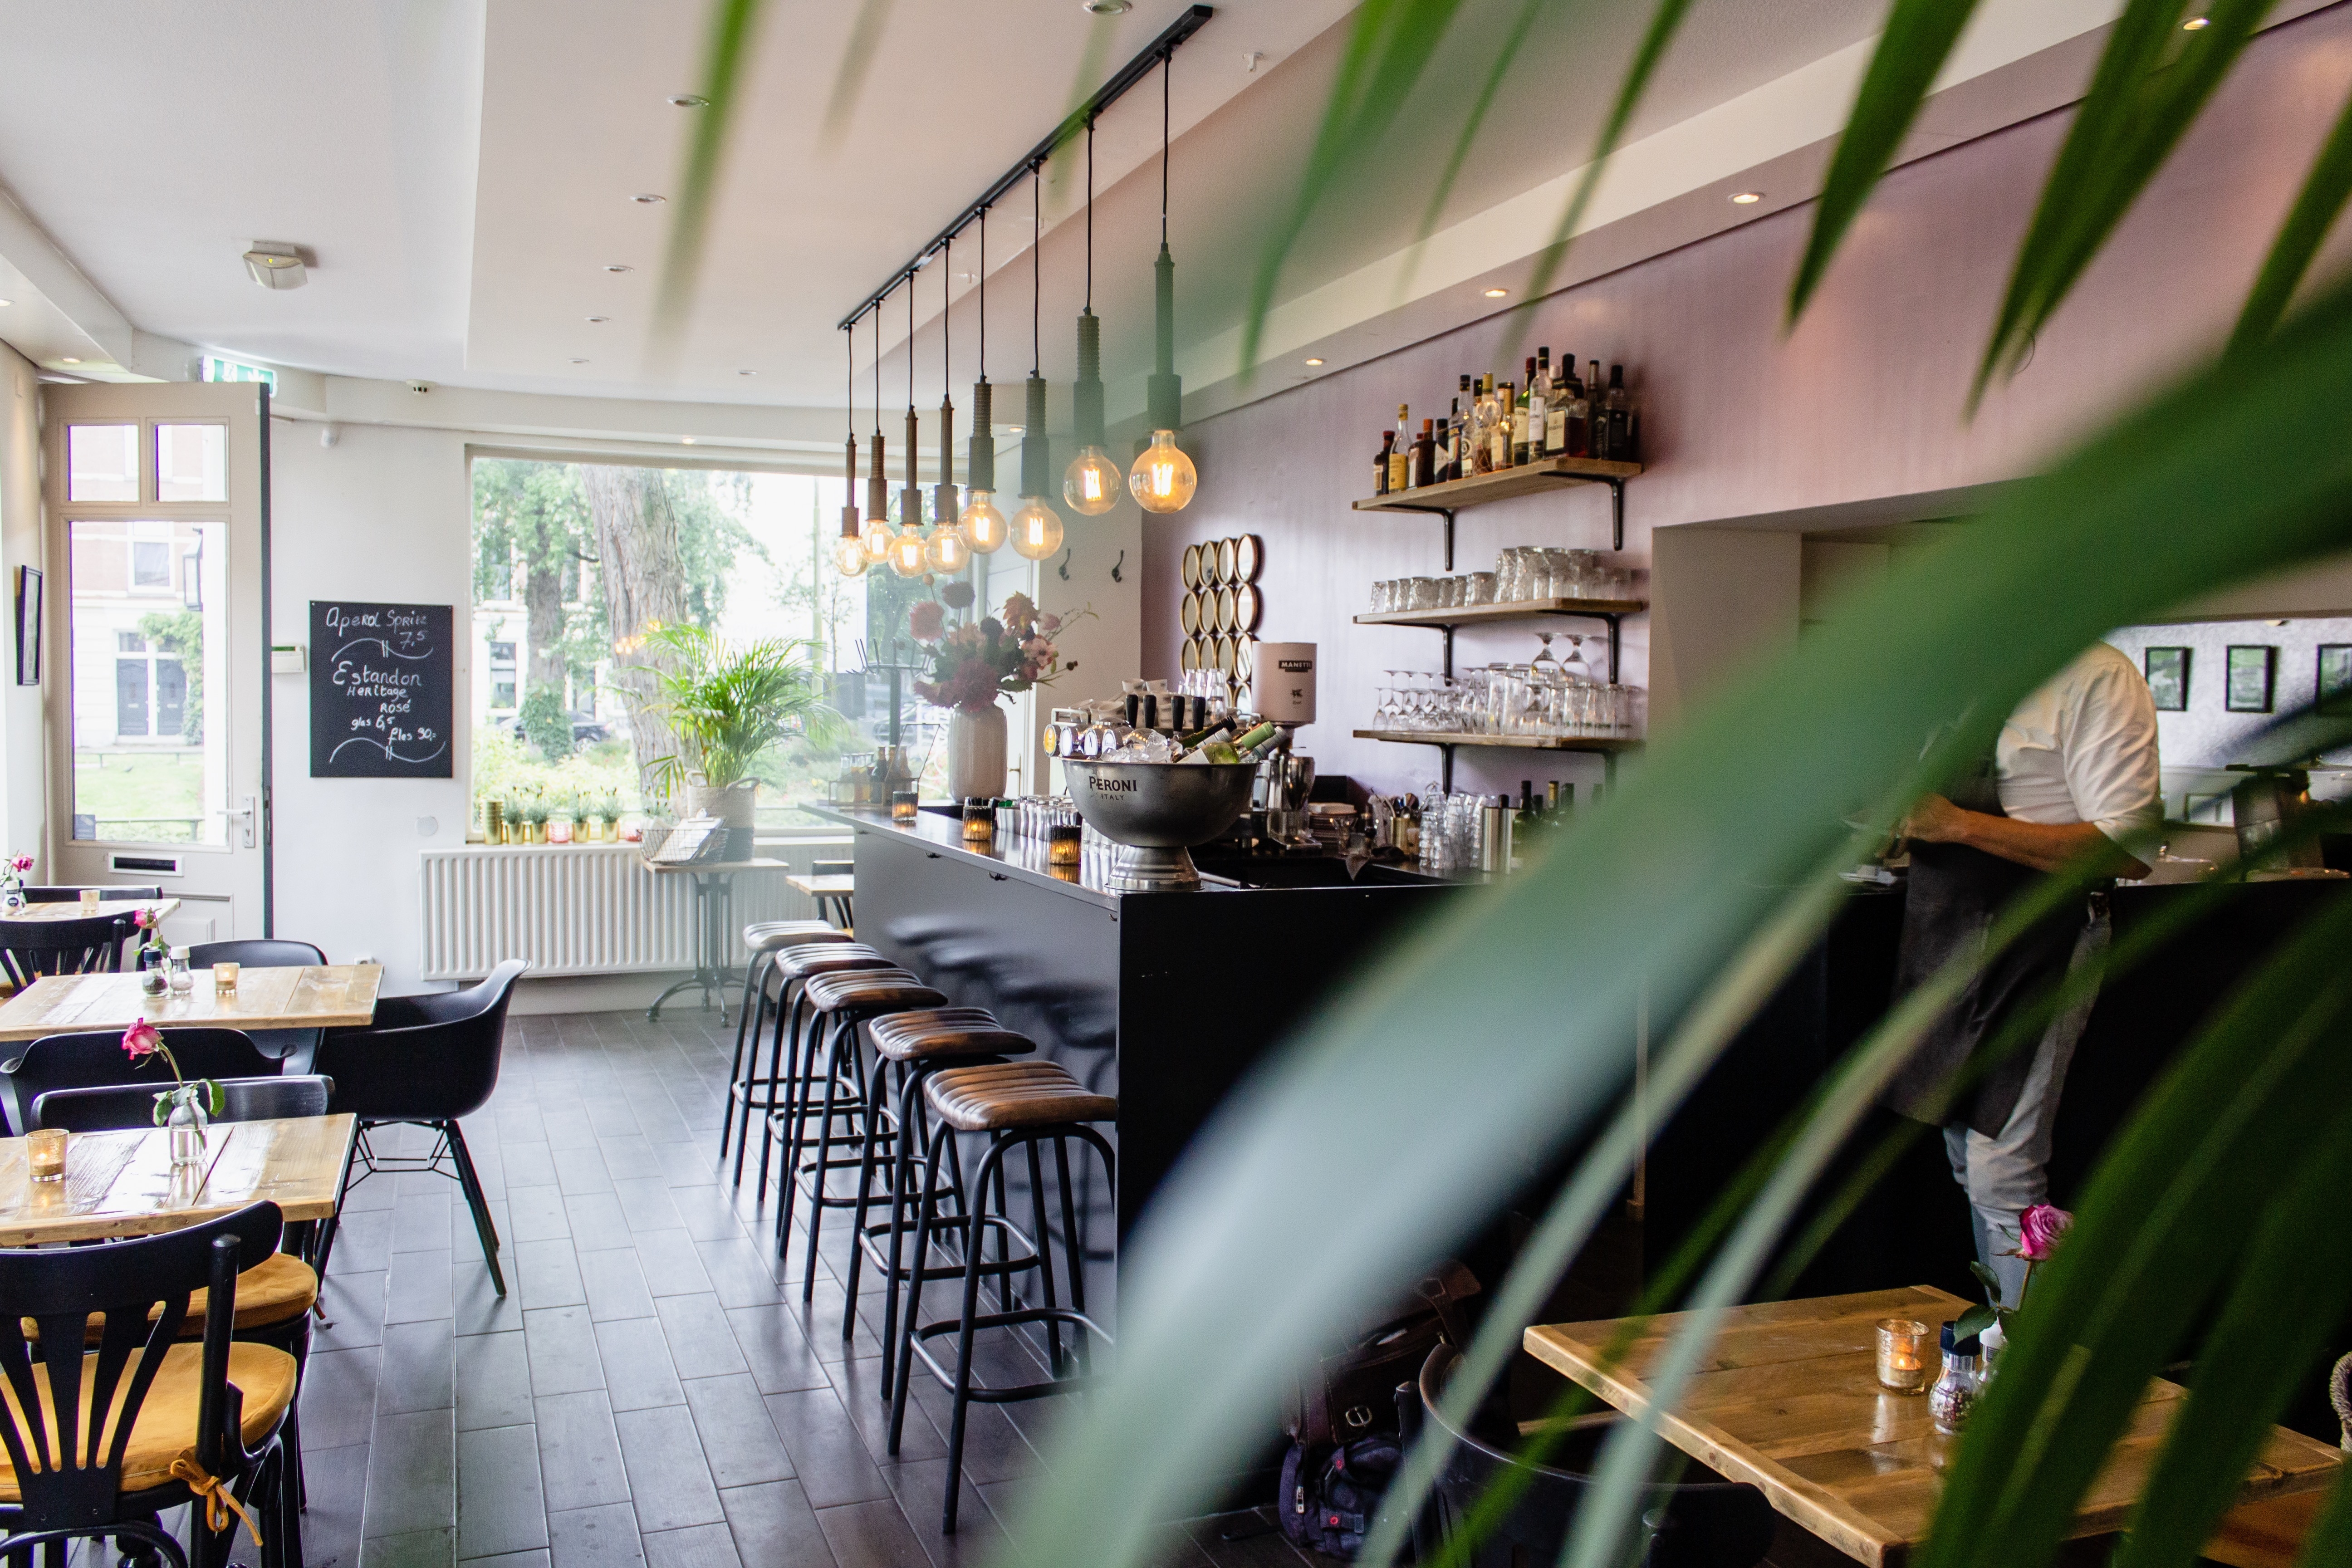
[167,945,194,995]
[1929,1322,1983,1436]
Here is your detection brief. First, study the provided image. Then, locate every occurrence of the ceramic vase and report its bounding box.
[947,705,1008,804]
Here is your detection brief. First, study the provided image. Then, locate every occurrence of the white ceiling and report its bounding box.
[0,0,2156,436]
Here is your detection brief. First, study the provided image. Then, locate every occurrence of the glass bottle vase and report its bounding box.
[166,1089,208,1169]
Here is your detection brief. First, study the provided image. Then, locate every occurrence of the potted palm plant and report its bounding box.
[632,623,839,851]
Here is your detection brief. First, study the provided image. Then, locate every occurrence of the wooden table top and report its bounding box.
[0,964,383,1044]
[1524,1285,2345,1567]
[785,874,854,896]
[0,898,181,925]
[639,858,793,874]
[0,1114,357,1244]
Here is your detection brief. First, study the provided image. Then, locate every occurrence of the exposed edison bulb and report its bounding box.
[1128,430,1197,513]
[960,490,1008,554]
[860,514,893,564]
[925,522,972,573]
[887,526,929,578]
[833,534,870,577]
[1063,445,1122,515]
[1009,496,1065,561]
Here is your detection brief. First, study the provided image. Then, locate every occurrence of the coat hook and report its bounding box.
[1110,549,1126,583]
[1057,547,1073,582]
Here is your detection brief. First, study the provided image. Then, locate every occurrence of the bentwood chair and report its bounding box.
[0,1028,279,1139]
[311,960,529,1294]
[32,1074,334,1133]
[0,913,130,997]
[1411,1347,1776,1568]
[20,886,163,902]
[189,940,330,1069]
[0,1203,299,1568]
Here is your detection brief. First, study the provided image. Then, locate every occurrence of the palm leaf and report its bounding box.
[1238,0,1466,374]
[818,0,892,150]
[2230,85,2352,354]
[655,0,767,349]
[1921,897,2352,1568]
[1787,0,1988,320]
[1976,0,2276,397]
[1010,260,2352,1568]
[1396,0,1549,302]
[2294,1465,2352,1566]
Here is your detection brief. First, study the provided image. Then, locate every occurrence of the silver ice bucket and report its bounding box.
[1060,759,1258,891]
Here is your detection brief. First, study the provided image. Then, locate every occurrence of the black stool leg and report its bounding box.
[877,1065,930,1404]
[839,1038,893,1318]
[942,1134,1013,1534]
[447,1119,506,1296]
[736,972,792,1191]
[1024,1137,1063,1374]
[887,1132,952,1456]
[799,1013,852,1300]
[720,951,773,1162]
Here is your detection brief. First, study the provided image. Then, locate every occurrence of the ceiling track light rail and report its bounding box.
[832,4,1212,332]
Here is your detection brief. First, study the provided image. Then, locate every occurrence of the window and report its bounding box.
[131,541,170,588]
[156,424,227,503]
[117,631,147,653]
[67,425,138,502]
[489,641,517,711]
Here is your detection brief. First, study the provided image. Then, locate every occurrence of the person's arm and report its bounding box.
[1901,792,2149,877]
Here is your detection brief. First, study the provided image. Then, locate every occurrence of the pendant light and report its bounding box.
[926,238,973,574]
[861,303,892,564]
[1130,53,1197,513]
[960,206,1008,554]
[833,318,868,576]
[888,282,929,578]
[1062,116,1121,516]
[1011,162,1066,561]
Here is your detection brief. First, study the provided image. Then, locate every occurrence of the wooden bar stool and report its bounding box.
[730,942,899,1192]
[887,1060,1115,1532]
[721,922,857,1164]
[845,1010,1039,1397]
[777,969,945,1298]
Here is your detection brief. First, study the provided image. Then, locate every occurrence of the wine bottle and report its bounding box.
[1472,377,1497,475]
[1531,350,1554,459]
[1541,350,1567,456]
[1435,418,1454,484]
[1587,361,1606,458]
[1514,358,1535,466]
[1388,403,1411,491]
[1562,355,1589,459]
[1412,418,1436,488]
[1491,381,1514,470]
[1605,366,1630,461]
[1376,431,1394,495]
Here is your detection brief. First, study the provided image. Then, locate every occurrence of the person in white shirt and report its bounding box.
[1886,641,2162,1304]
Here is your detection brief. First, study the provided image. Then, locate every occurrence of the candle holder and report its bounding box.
[27,1128,66,1184]
[961,798,995,843]
[1876,1318,1933,1393]
[891,790,919,824]
[213,961,240,992]
[1049,823,1082,866]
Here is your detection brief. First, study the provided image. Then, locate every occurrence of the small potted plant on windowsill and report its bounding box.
[522,799,549,844]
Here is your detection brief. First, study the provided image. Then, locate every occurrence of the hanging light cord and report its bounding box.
[1032,163,1042,374]
[1161,52,1171,247]
[1085,115,1095,310]
[977,209,985,379]
[872,300,880,436]
[906,279,915,412]
[846,319,854,439]
[941,233,950,392]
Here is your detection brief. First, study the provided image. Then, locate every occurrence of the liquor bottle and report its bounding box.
[1561,355,1589,459]
[1587,361,1606,458]
[1434,418,1454,484]
[1605,366,1631,462]
[1388,403,1411,491]
[1455,372,1473,471]
[1531,350,1554,459]
[1513,358,1535,466]
[1542,350,1568,456]
[1375,431,1394,495]
[1411,418,1436,488]
[1491,381,1515,470]
[1472,376,1497,474]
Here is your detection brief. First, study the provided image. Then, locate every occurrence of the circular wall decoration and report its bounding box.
[1234,583,1260,634]
[1235,534,1262,583]
[1179,637,1201,671]
[1214,585,1236,633]
[1212,633,1236,674]
[1181,543,1203,590]
[1179,591,1203,637]
[1216,537,1238,584]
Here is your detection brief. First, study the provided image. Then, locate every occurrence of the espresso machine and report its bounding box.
[1253,642,1318,850]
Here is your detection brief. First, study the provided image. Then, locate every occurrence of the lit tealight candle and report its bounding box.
[213,961,240,991]
[1876,1318,1933,1393]
[27,1128,66,1183]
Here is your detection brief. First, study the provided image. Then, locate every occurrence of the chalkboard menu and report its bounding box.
[309,601,454,778]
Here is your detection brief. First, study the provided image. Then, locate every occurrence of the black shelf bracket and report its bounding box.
[1608,477,1625,552]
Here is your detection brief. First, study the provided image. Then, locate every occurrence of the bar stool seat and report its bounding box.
[744,919,854,949]
[868,1019,1036,1063]
[728,948,902,1189]
[799,971,944,1014]
[924,1062,1118,1131]
[722,923,868,1168]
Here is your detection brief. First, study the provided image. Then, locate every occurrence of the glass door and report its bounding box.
[41,382,269,944]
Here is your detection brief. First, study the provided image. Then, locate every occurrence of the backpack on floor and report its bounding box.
[1280,1431,1405,1559]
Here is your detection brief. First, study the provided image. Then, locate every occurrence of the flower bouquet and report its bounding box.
[910,592,1081,714]
[130,908,168,994]
[123,1019,224,1167]
[0,853,30,910]
[1954,1202,2073,1372]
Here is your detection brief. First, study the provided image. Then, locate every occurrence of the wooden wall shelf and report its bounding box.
[1353,726,1642,785]
[1354,597,1646,628]
[1352,456,1645,560]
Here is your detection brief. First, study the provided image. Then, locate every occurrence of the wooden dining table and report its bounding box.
[0,1114,357,1245]
[0,898,181,926]
[0,964,383,1044]
[1524,1285,2346,1567]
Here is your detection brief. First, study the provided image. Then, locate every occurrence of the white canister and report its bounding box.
[1254,642,1316,725]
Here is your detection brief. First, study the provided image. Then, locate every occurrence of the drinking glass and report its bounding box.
[27,1128,64,1184]
[1467,572,1498,605]
[1408,577,1439,611]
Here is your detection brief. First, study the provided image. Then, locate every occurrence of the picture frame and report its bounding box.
[2226,645,2277,714]
[2144,645,2190,711]
[13,566,39,687]
[2319,644,2352,718]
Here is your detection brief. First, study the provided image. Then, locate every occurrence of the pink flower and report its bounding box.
[7,855,30,874]
[132,909,153,930]
[2018,1204,2073,1262]
[122,1020,162,1062]
[1038,613,1061,634]
[907,600,946,644]
[940,582,976,610]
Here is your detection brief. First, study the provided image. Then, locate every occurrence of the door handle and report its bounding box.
[224,794,257,848]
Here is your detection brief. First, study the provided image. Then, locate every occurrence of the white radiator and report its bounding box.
[417,838,850,981]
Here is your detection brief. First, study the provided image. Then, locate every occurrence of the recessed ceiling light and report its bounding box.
[586,316,610,323]
[59,357,80,365]
[603,264,633,274]
[669,93,708,108]
[570,358,590,365]
[1483,288,1508,298]
[738,369,756,377]
[1082,0,1132,12]
[1303,358,1324,366]
[681,436,697,445]
[632,193,666,205]
[1730,191,1764,205]
[999,424,1025,435]
[2182,15,2210,27]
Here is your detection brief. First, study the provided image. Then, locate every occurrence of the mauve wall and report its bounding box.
[1144,5,2352,803]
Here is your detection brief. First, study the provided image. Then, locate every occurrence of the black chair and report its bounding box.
[0,914,131,995]
[19,886,163,903]
[0,1029,279,1140]
[1410,1347,1776,1568]
[0,1202,299,1568]
[188,941,330,1069]
[311,960,529,1295]
[32,1075,334,1133]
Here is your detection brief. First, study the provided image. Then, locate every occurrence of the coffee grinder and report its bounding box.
[1253,642,1318,850]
